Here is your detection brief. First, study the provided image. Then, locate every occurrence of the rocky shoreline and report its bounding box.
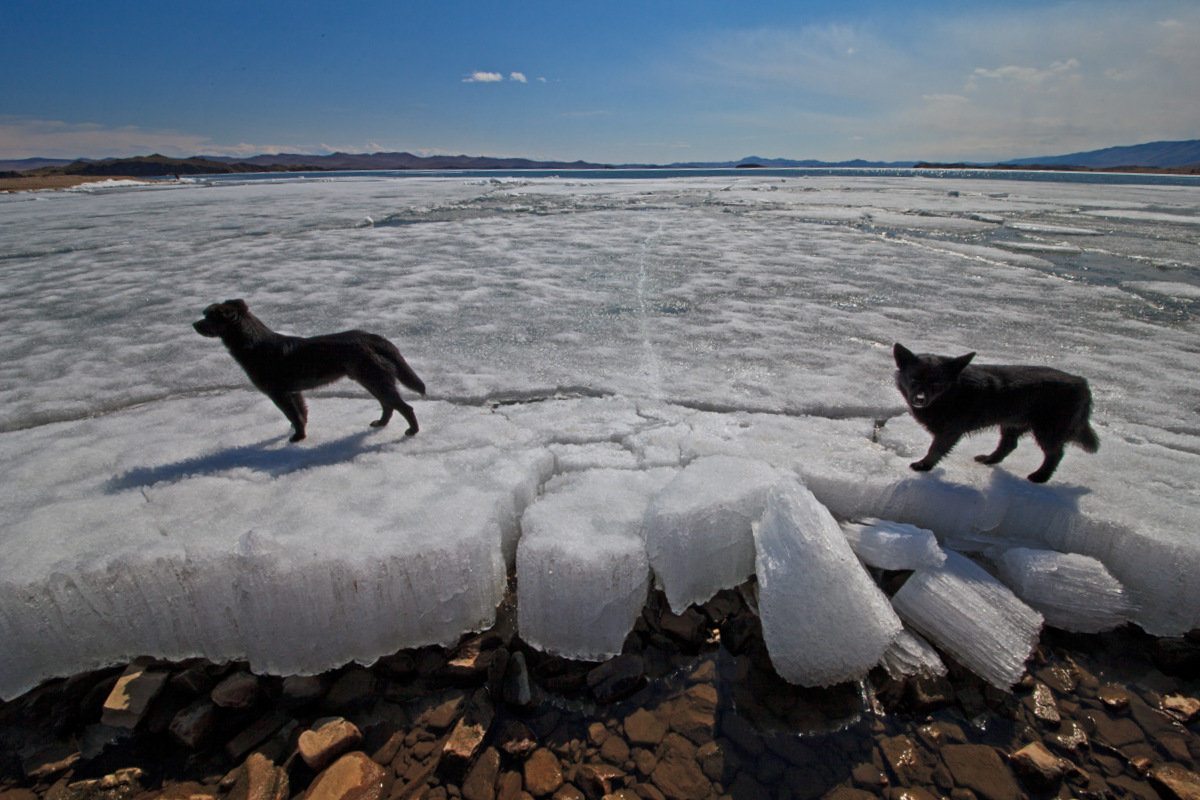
[3,585,1200,800]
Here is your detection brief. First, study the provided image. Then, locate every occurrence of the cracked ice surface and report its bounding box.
[1,173,1199,697]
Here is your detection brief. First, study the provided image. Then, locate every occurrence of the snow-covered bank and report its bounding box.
[1,174,1198,699]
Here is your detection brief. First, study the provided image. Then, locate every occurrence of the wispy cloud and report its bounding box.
[510,72,527,83]
[463,71,505,83]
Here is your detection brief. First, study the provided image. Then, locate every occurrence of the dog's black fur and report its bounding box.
[893,343,1098,483]
[194,299,425,442]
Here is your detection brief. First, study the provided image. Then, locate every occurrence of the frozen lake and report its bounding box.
[1,171,1198,698]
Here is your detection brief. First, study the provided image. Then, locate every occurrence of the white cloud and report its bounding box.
[510,72,527,83]
[463,71,504,83]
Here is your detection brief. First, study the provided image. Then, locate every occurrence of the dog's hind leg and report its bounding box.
[268,391,309,442]
[1027,445,1064,483]
[975,426,1025,465]
[360,378,419,436]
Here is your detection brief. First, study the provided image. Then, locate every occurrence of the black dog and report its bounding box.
[194,299,425,442]
[893,343,1098,483]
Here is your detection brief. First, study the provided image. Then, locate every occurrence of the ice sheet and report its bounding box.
[1,173,1198,697]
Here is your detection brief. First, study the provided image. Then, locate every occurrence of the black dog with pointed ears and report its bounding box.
[194,299,425,442]
[893,343,1098,483]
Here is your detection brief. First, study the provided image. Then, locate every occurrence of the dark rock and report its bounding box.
[574,763,626,800]
[587,656,646,704]
[167,699,219,749]
[1150,764,1200,800]
[324,667,375,710]
[503,652,537,710]
[498,720,539,759]
[462,748,501,800]
[100,666,169,728]
[211,671,260,709]
[225,712,290,761]
[226,753,289,800]
[649,735,710,800]
[664,685,716,745]
[624,709,669,748]
[440,691,495,781]
[281,675,327,705]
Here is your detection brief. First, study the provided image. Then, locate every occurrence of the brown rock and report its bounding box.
[100,665,169,729]
[499,721,539,759]
[524,749,564,797]
[304,752,387,800]
[600,735,631,766]
[324,668,375,710]
[658,609,706,643]
[1009,742,1067,793]
[551,786,584,800]
[463,748,502,800]
[55,768,146,800]
[665,686,717,745]
[211,671,260,709]
[1098,684,1131,711]
[227,753,289,800]
[1163,694,1200,723]
[226,712,290,760]
[282,675,327,705]
[497,771,525,800]
[575,763,626,800]
[649,735,710,800]
[694,742,723,783]
[939,744,1021,800]
[441,691,495,780]
[624,710,668,748]
[445,635,498,680]
[1082,710,1144,748]
[1027,683,1061,726]
[299,718,365,772]
[587,655,646,703]
[421,693,467,731]
[819,788,875,800]
[1150,764,1200,800]
[1046,719,1088,754]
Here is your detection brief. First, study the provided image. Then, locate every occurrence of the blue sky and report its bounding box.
[2,0,1197,163]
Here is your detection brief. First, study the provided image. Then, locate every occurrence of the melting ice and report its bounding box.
[1,172,1199,699]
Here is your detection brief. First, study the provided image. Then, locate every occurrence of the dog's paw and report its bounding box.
[289,432,306,443]
[404,426,419,436]
[370,420,387,428]
[975,454,998,464]
[910,460,933,472]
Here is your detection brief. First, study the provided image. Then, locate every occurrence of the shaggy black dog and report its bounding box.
[195,299,425,442]
[894,343,1098,483]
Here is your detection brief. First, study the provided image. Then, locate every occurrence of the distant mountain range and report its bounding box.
[3,138,1198,177]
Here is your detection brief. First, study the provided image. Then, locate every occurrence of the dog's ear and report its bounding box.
[893,343,916,368]
[229,299,248,312]
[949,352,976,376]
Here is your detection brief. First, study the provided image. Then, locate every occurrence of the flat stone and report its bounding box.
[574,763,626,800]
[1082,710,1144,749]
[282,675,327,705]
[211,671,260,709]
[939,744,1021,800]
[226,753,289,800]
[524,749,564,797]
[1009,742,1067,793]
[100,666,169,729]
[649,735,709,800]
[1150,764,1200,800]
[587,656,646,703]
[624,710,668,748]
[299,718,364,772]
[499,720,539,759]
[877,734,932,785]
[305,752,387,800]
[1163,694,1200,723]
[1028,683,1061,726]
[225,712,289,760]
[324,668,376,710]
[1098,684,1131,712]
[463,748,501,800]
[441,691,495,780]
[665,685,717,745]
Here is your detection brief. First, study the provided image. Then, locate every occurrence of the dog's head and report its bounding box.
[193,299,250,338]
[893,343,975,409]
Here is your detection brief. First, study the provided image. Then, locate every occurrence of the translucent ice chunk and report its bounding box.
[881,628,948,679]
[644,455,782,613]
[993,547,1133,633]
[753,480,903,687]
[891,550,1043,689]
[841,518,946,571]
[517,468,676,660]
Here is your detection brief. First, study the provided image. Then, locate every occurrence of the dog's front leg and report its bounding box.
[911,432,959,472]
[268,391,308,442]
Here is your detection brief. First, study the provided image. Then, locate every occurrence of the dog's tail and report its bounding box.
[1072,383,1100,453]
[393,354,426,395]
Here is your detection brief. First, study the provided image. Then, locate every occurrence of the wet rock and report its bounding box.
[523,749,563,797]
[324,667,375,710]
[168,699,219,749]
[657,609,707,645]
[499,720,539,759]
[1097,684,1131,712]
[211,671,260,709]
[600,735,630,766]
[421,693,467,732]
[52,768,145,800]
[1009,742,1067,793]
[504,652,537,710]
[649,734,710,800]
[303,752,387,800]
[1082,709,1144,749]
[463,748,501,800]
[1026,683,1061,726]
[282,675,327,705]
[496,771,524,800]
[1150,764,1200,800]
[226,753,289,800]
[587,656,646,704]
[1164,693,1200,723]
[664,685,717,745]
[441,691,495,781]
[939,744,1021,800]
[694,742,723,783]
[1046,719,1089,754]
[446,634,501,681]
[299,718,364,772]
[100,665,169,729]
[551,785,584,800]
[574,763,626,800]
[624,709,669,748]
[877,734,932,785]
[226,712,290,761]
[1154,638,1200,678]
